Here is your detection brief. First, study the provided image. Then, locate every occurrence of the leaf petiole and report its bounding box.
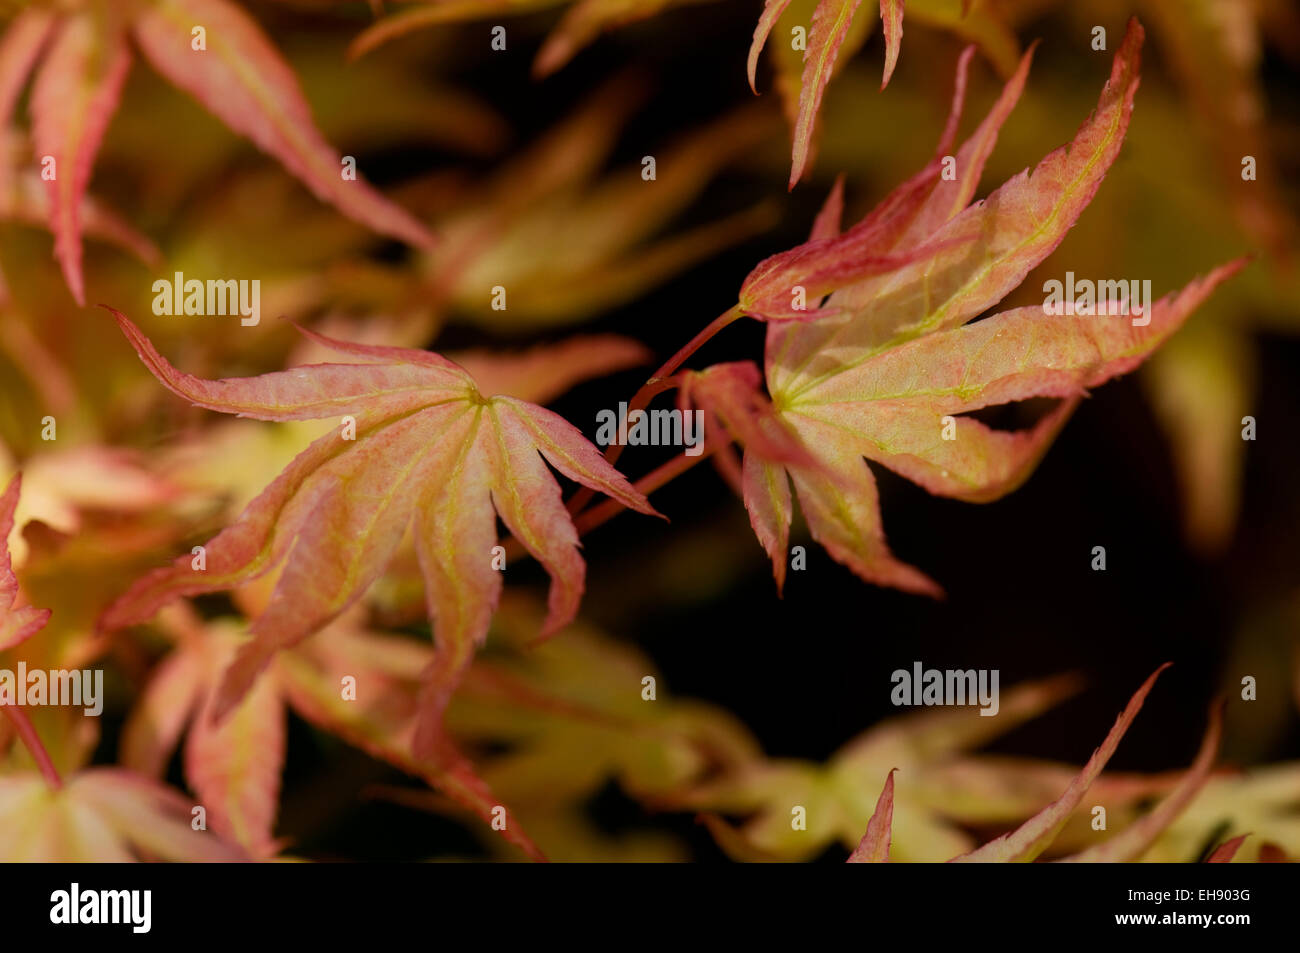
[1,704,62,790]
[566,303,745,516]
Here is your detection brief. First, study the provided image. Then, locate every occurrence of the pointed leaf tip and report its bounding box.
[809,175,846,242]
[1206,834,1250,863]
[848,768,896,862]
[1059,697,1223,863]
[951,663,1172,862]
[31,12,132,307]
[879,0,903,90]
[133,0,434,249]
[790,0,867,189]
[749,0,795,95]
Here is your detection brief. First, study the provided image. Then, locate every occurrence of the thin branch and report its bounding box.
[648,303,746,383]
[2,705,62,790]
[567,303,744,515]
[573,444,715,536]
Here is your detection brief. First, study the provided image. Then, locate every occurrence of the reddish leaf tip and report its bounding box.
[1207,834,1251,863]
[848,767,897,862]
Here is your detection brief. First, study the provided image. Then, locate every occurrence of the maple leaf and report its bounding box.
[274,606,549,861]
[750,0,1020,186]
[0,5,159,293]
[1,442,177,568]
[667,672,1088,862]
[682,19,1247,595]
[752,0,874,188]
[99,310,659,758]
[1,475,243,861]
[314,77,775,334]
[1122,762,1300,863]
[990,2,1296,554]
[949,664,1177,862]
[121,600,548,860]
[120,604,285,858]
[673,666,1229,863]
[279,590,755,860]
[0,767,246,861]
[0,0,433,306]
[361,594,759,861]
[845,666,1226,863]
[420,82,777,332]
[749,0,894,188]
